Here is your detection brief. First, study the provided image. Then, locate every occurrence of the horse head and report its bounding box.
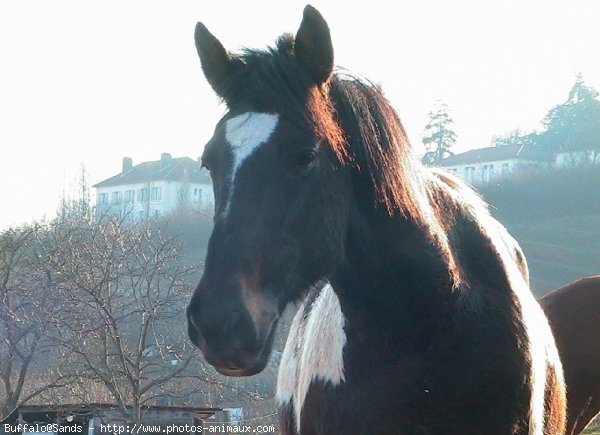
[186,6,350,377]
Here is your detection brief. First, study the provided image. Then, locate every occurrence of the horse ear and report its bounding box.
[295,5,334,86]
[194,22,243,96]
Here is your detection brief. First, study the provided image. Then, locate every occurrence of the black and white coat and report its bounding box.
[276,183,563,435]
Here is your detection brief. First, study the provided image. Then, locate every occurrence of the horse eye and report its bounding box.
[296,149,316,167]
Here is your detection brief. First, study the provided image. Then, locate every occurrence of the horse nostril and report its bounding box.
[187,305,206,349]
[226,364,242,371]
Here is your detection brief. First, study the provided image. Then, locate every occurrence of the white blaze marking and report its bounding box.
[277,284,346,433]
[223,112,279,215]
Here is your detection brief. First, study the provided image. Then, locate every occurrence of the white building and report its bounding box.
[438,144,548,185]
[93,153,213,221]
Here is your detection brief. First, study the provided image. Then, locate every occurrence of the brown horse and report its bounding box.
[540,276,600,435]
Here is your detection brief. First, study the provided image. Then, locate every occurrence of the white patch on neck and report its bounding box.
[276,284,346,433]
[223,112,279,215]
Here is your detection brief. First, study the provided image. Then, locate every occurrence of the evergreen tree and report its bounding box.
[539,74,600,157]
[422,101,457,165]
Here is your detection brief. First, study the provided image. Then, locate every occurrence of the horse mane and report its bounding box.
[327,76,430,221]
[325,78,480,289]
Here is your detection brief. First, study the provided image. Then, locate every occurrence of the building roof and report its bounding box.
[94,155,211,188]
[438,144,547,166]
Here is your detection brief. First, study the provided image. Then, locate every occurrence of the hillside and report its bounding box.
[479,165,600,296]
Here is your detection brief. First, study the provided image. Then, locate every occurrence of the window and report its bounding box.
[502,163,510,176]
[111,191,122,204]
[137,188,149,202]
[483,164,494,183]
[124,190,135,203]
[178,187,189,202]
[151,187,162,201]
[464,166,475,183]
[98,193,108,205]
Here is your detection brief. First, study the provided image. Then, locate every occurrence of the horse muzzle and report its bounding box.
[186,281,279,377]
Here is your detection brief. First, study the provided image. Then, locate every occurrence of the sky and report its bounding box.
[0,0,599,229]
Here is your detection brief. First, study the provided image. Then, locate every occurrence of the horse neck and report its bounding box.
[329,181,456,344]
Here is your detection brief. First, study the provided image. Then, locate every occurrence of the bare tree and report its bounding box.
[2,212,281,423]
[0,225,68,420]
[58,164,93,223]
[39,217,236,422]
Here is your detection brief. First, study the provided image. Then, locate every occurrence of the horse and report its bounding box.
[540,276,600,435]
[186,6,566,434]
